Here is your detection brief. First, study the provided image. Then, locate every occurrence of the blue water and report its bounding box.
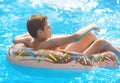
[0,0,120,83]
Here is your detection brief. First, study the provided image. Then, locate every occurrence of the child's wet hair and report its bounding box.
[27,14,47,38]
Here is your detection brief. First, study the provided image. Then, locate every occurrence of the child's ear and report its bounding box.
[37,29,43,36]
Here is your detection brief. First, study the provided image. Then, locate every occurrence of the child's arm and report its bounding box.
[37,24,99,49]
[13,33,31,44]
[74,24,99,41]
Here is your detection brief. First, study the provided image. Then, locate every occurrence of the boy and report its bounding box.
[14,14,120,56]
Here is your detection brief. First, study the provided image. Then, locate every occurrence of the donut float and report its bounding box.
[7,44,118,69]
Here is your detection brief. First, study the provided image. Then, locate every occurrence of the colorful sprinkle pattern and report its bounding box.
[14,47,118,66]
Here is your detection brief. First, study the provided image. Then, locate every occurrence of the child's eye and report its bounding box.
[48,25,51,28]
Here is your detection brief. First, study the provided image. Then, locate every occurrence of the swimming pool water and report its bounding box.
[0,0,120,83]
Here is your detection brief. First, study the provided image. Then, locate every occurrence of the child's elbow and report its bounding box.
[13,36,19,44]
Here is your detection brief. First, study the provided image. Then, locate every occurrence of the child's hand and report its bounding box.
[88,24,100,32]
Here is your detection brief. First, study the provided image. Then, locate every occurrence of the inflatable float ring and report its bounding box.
[7,44,118,69]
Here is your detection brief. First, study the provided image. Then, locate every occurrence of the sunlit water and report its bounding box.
[0,0,120,83]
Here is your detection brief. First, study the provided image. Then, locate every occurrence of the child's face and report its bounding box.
[37,20,52,41]
[44,21,52,38]
[41,21,52,40]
